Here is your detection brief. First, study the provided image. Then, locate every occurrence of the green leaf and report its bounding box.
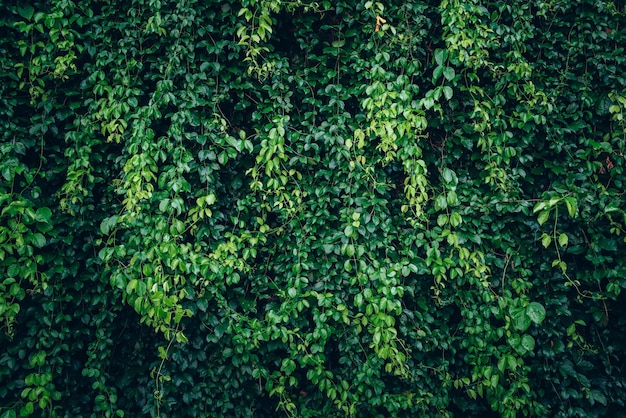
[537,210,550,226]
[563,197,577,218]
[197,298,208,312]
[435,194,447,210]
[521,335,535,352]
[532,202,546,213]
[590,389,607,406]
[0,409,17,418]
[9,282,22,297]
[541,233,551,248]
[443,67,455,81]
[17,6,35,20]
[175,332,188,343]
[446,190,458,206]
[442,168,457,185]
[558,232,568,247]
[432,66,444,83]
[434,49,448,66]
[35,207,52,223]
[526,302,546,324]
[510,307,531,332]
[443,86,453,100]
[7,263,20,277]
[508,333,520,350]
[22,402,34,415]
[30,233,46,248]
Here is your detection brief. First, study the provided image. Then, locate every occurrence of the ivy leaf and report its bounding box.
[17,6,35,20]
[443,67,455,81]
[99,216,119,235]
[521,335,535,352]
[526,302,546,324]
[434,49,448,66]
[433,65,444,83]
[196,298,208,312]
[590,389,608,406]
[537,210,550,226]
[442,168,457,186]
[35,207,52,223]
[30,233,46,248]
[563,197,577,218]
[7,264,20,278]
[435,194,447,210]
[510,307,531,332]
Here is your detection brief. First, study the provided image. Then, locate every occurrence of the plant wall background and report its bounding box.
[1,0,625,417]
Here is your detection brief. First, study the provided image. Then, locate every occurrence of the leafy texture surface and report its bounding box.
[1,0,625,417]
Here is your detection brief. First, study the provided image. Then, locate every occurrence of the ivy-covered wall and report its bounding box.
[1,0,625,416]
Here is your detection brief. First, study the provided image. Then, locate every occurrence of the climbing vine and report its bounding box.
[1,0,625,417]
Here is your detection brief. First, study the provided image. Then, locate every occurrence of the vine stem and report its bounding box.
[154,324,179,418]
[552,206,590,299]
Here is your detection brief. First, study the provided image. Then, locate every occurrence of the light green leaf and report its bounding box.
[434,49,448,66]
[446,190,458,205]
[449,212,462,227]
[533,201,546,213]
[443,67,455,81]
[563,197,577,218]
[435,194,447,210]
[442,168,457,185]
[537,210,550,226]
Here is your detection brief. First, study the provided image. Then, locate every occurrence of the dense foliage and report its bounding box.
[1,0,626,416]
